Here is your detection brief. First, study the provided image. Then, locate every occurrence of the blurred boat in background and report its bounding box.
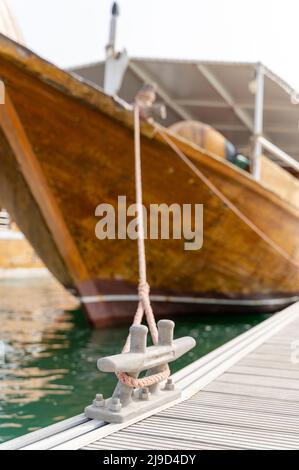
[0,1,46,280]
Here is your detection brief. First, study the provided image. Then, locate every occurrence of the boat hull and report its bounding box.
[1,35,299,326]
[77,277,299,327]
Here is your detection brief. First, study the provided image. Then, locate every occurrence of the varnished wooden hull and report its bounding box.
[0,35,299,326]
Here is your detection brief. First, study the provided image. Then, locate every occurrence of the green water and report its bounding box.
[0,277,269,444]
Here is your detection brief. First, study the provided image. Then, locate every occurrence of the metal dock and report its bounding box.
[1,302,299,450]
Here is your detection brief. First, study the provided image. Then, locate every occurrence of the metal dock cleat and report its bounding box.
[85,319,196,423]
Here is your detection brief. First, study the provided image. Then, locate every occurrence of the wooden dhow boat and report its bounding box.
[1,34,299,326]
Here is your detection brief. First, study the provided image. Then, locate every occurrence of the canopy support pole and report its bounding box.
[252,63,264,180]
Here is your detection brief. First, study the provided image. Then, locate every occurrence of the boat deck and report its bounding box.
[1,302,299,450]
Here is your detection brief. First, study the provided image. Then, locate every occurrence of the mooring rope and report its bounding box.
[118,100,299,388]
[153,123,299,272]
[117,103,170,388]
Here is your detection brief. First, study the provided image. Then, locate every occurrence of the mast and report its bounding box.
[106,1,119,58]
[104,2,128,96]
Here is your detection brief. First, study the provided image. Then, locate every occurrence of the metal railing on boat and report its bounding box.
[251,64,299,179]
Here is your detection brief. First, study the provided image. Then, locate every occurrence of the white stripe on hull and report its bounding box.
[80,294,299,307]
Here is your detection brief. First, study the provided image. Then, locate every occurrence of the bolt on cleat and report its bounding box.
[164,378,175,391]
[93,394,105,407]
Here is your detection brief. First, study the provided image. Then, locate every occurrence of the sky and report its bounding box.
[8,0,299,90]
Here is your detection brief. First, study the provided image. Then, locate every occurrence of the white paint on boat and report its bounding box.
[80,293,299,307]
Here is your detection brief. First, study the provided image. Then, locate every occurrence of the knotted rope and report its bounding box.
[116,103,170,388]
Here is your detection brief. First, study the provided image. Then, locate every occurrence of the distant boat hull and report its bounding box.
[0,35,299,327]
[0,228,43,271]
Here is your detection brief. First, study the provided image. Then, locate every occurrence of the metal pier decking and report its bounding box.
[1,303,299,450]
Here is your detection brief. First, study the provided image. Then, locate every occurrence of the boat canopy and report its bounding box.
[0,0,24,44]
[72,59,299,168]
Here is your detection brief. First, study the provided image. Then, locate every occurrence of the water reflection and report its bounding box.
[0,278,78,440]
[0,276,268,443]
